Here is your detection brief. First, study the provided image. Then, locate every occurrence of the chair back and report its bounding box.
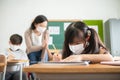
[0,54,7,80]
[0,54,7,71]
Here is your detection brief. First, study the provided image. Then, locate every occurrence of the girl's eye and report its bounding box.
[76,43,82,45]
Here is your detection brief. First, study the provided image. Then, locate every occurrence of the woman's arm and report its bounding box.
[46,47,53,60]
[40,46,53,61]
[41,30,53,60]
[24,30,45,53]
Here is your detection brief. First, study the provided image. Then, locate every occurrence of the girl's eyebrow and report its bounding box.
[72,41,83,44]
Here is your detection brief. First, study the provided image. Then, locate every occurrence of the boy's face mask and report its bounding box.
[10,44,20,51]
[69,43,84,55]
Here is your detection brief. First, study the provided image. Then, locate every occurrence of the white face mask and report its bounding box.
[69,44,84,54]
[10,44,20,51]
[37,27,46,33]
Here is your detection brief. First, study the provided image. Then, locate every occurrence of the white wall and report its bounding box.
[0,0,120,51]
[118,0,120,18]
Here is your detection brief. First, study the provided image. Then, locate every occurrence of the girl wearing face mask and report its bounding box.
[62,21,113,63]
[24,15,52,65]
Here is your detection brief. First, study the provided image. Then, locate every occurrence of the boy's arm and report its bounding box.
[4,48,15,60]
[21,51,29,66]
[21,51,28,60]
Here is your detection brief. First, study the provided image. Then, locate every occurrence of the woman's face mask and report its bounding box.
[69,43,84,54]
[10,44,20,51]
[37,26,46,33]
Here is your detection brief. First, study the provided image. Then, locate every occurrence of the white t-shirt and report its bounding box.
[3,48,29,71]
[31,31,43,46]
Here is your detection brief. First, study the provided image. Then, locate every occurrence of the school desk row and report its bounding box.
[1,57,120,80]
[23,62,120,80]
[0,59,28,80]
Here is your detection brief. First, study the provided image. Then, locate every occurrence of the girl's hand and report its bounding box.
[61,55,82,62]
[52,53,62,61]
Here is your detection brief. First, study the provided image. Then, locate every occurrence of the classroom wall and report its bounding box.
[118,0,120,18]
[0,0,120,51]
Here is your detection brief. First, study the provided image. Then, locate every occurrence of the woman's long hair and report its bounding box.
[30,15,48,30]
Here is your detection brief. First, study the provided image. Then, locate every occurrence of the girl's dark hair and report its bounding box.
[30,15,48,30]
[10,34,22,45]
[62,21,107,59]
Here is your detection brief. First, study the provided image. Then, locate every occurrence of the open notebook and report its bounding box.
[100,56,120,66]
[39,61,90,65]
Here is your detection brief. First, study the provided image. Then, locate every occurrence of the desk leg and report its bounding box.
[36,74,40,80]
[2,65,6,80]
[20,64,22,80]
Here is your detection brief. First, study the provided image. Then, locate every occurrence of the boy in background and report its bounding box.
[3,34,28,80]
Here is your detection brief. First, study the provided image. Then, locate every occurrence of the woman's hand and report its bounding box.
[44,30,49,43]
[42,30,49,49]
[41,40,47,48]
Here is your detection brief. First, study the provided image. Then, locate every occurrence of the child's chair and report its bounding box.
[0,54,7,80]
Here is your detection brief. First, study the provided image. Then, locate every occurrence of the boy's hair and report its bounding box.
[10,34,22,45]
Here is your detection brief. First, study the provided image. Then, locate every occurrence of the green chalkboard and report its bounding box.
[48,20,104,49]
[48,22,65,49]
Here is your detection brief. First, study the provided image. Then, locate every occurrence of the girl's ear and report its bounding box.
[85,30,91,47]
[85,30,91,41]
[86,36,90,41]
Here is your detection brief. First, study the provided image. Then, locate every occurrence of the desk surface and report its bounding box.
[7,59,29,64]
[23,63,120,73]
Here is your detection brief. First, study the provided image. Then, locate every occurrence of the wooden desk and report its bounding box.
[7,59,28,64]
[7,59,29,80]
[23,63,120,80]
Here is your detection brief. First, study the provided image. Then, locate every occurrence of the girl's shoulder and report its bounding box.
[99,47,109,54]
